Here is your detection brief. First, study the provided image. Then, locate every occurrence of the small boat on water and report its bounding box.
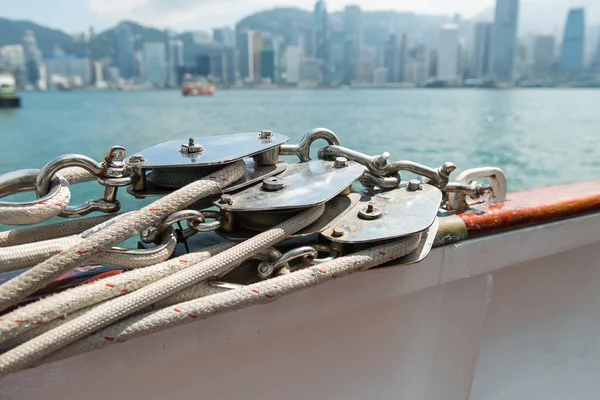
[182,74,215,96]
[0,129,599,399]
[0,73,20,108]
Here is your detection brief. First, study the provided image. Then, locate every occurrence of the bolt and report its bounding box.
[358,203,383,220]
[407,179,422,191]
[262,176,285,191]
[366,202,374,213]
[181,138,204,154]
[259,263,271,273]
[259,130,273,139]
[332,227,345,237]
[333,156,348,168]
[440,162,457,177]
[257,262,273,279]
[373,152,390,169]
[219,194,233,205]
[128,154,145,164]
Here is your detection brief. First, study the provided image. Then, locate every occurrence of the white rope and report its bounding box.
[42,234,421,363]
[0,214,118,248]
[0,204,325,377]
[0,160,246,312]
[0,176,71,226]
[0,167,96,226]
[0,243,234,347]
[0,235,81,272]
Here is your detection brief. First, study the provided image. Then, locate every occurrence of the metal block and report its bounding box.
[135,132,289,169]
[218,160,365,212]
[127,160,287,198]
[216,193,361,241]
[321,183,442,244]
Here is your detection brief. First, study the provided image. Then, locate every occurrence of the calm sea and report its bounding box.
[1,88,599,217]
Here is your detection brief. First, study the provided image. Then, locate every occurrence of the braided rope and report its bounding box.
[0,204,325,377]
[0,160,246,312]
[0,243,234,347]
[43,233,420,363]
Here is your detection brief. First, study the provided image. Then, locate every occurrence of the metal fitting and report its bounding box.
[331,226,345,237]
[407,179,422,191]
[219,194,233,205]
[358,202,383,220]
[259,130,273,140]
[262,176,285,191]
[181,138,204,154]
[128,154,145,164]
[333,156,348,168]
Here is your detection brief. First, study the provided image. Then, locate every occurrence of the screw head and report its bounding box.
[262,176,285,191]
[219,194,233,205]
[333,156,348,168]
[332,226,345,237]
[259,130,273,139]
[407,179,422,192]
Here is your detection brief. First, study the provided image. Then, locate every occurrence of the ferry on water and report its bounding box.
[181,74,215,96]
[0,73,20,108]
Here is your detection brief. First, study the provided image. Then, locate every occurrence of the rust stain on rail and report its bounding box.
[458,180,600,236]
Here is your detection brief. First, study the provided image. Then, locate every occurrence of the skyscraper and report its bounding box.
[314,0,330,84]
[167,40,184,87]
[437,24,460,83]
[284,45,302,84]
[473,22,493,79]
[142,42,167,86]
[594,30,600,71]
[491,0,519,82]
[343,5,363,84]
[236,30,264,82]
[260,49,275,82]
[330,31,346,84]
[22,30,43,86]
[114,24,134,79]
[252,32,264,82]
[213,27,235,47]
[559,8,585,75]
[237,30,252,82]
[381,34,407,83]
[533,35,556,79]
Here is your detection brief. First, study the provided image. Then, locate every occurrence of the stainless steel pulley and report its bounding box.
[127,131,290,198]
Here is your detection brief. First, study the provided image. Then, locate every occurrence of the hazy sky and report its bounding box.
[0,0,598,33]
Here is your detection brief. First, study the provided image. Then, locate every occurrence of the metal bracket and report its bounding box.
[446,167,508,212]
[321,183,442,244]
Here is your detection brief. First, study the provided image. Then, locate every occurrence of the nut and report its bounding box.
[358,202,383,220]
[333,157,348,168]
[219,194,233,205]
[259,130,273,139]
[262,176,285,191]
[128,154,145,164]
[181,138,204,154]
[407,179,422,191]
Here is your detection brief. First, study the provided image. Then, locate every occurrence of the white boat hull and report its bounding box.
[3,212,600,399]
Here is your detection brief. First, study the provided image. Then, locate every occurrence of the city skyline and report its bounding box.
[2,0,600,90]
[1,0,599,34]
